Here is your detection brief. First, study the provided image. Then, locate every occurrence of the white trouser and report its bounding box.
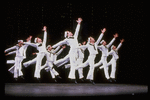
[34,52,46,78]
[99,58,117,79]
[68,49,78,79]
[76,58,84,79]
[41,61,59,79]
[23,57,37,68]
[65,58,84,79]
[108,58,117,78]
[76,55,96,80]
[94,56,109,79]
[14,56,24,78]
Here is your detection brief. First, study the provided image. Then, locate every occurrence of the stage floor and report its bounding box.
[5,83,148,97]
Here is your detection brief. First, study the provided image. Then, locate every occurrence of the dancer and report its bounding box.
[100,39,124,82]
[7,36,32,74]
[24,26,47,82]
[95,33,118,82]
[52,18,82,83]
[76,28,106,84]
[65,41,86,82]
[40,45,66,82]
[5,40,25,81]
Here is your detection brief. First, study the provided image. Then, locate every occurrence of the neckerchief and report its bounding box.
[89,43,96,50]
[67,36,74,39]
[113,50,118,55]
[38,43,42,47]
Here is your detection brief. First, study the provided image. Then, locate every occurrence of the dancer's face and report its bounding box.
[102,41,107,46]
[90,37,95,43]
[112,46,116,50]
[67,31,73,37]
[18,41,23,47]
[82,41,86,45]
[36,38,42,43]
[47,45,53,51]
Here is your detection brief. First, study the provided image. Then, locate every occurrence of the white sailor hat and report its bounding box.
[34,38,37,43]
[18,40,23,43]
[78,43,81,46]
[64,31,68,38]
[111,45,114,49]
[100,40,105,44]
[88,37,90,43]
[46,45,51,49]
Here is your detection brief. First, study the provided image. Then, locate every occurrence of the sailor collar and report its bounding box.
[89,43,96,50]
[67,36,74,39]
[113,49,118,55]
[89,43,95,46]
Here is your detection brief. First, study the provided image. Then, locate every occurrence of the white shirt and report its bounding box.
[97,38,115,57]
[24,31,47,53]
[5,45,25,58]
[79,33,104,55]
[46,46,63,62]
[108,43,122,60]
[77,47,86,59]
[52,24,80,53]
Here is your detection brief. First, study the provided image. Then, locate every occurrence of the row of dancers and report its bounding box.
[4,18,124,84]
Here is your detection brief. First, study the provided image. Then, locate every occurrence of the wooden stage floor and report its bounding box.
[5,83,148,97]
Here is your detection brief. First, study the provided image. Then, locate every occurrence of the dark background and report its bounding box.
[3,2,147,84]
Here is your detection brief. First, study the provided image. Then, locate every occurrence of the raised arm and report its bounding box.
[56,45,66,56]
[95,28,106,45]
[53,46,61,53]
[107,33,118,48]
[5,45,17,53]
[23,42,37,48]
[42,26,47,44]
[74,18,82,38]
[5,50,16,56]
[52,39,67,48]
[116,39,124,51]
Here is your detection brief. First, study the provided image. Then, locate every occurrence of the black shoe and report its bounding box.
[52,78,57,83]
[18,76,25,82]
[19,76,25,80]
[69,79,77,84]
[34,78,41,83]
[111,78,116,83]
[80,77,85,83]
[14,78,18,82]
[56,75,62,79]
[88,79,95,85]
[107,78,113,83]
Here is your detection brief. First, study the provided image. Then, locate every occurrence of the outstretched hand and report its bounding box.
[42,26,47,31]
[76,18,83,24]
[101,28,106,34]
[120,39,124,43]
[114,33,118,38]
[62,45,66,49]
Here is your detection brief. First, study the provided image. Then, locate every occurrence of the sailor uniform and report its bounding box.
[65,45,86,79]
[5,42,25,78]
[52,24,80,79]
[76,33,104,80]
[40,46,63,79]
[95,38,116,79]
[7,40,31,74]
[106,43,122,79]
[24,31,47,78]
